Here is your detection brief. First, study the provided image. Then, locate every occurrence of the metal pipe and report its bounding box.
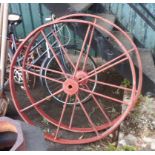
[0,4,4,49]
[0,3,9,95]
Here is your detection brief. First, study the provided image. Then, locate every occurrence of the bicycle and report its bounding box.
[5,13,68,86]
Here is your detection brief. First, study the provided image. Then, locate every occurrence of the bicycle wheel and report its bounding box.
[9,13,142,144]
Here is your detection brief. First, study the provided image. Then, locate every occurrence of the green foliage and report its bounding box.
[105,143,117,151]
[121,78,131,88]
[105,143,137,151]
[135,94,144,106]
[118,145,137,151]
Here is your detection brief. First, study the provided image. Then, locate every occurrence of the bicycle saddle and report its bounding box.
[8,13,22,25]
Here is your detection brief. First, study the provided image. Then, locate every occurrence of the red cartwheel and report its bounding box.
[9,14,142,144]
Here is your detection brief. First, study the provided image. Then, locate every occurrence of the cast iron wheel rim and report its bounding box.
[9,13,142,144]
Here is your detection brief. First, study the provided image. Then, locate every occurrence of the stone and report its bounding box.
[142,144,151,151]
[143,137,152,143]
[119,139,126,146]
[151,140,155,150]
[152,121,155,127]
[124,134,138,146]
[119,133,124,139]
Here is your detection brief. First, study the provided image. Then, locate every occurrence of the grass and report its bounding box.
[105,143,138,151]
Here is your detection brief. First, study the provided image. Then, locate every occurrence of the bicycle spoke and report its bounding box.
[13,66,63,84]
[79,87,129,105]
[41,30,68,78]
[49,84,62,92]
[20,88,63,112]
[47,78,64,89]
[26,63,72,77]
[54,95,69,139]
[52,30,76,70]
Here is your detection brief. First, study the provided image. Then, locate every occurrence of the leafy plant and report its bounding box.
[105,143,117,151]
[121,79,131,88]
[117,145,137,151]
[105,143,137,151]
[135,94,144,106]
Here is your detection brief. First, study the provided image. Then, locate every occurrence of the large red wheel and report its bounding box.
[9,14,142,144]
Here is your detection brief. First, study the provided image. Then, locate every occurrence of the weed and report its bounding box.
[117,145,137,151]
[121,79,131,88]
[105,143,137,151]
[42,118,49,125]
[105,143,117,151]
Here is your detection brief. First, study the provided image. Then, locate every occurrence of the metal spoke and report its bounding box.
[54,95,69,139]
[84,84,112,124]
[52,31,76,70]
[82,18,96,71]
[69,96,78,129]
[73,24,91,76]
[14,66,63,84]
[26,63,72,77]
[88,79,132,92]
[76,94,99,136]
[79,48,134,83]
[20,88,63,112]
[82,57,128,83]
[47,78,63,89]
[41,30,68,78]
[79,87,129,105]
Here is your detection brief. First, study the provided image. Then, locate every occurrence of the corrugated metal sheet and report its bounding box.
[9,3,51,38]
[102,3,155,54]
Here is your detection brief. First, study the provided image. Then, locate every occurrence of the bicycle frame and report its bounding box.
[6,14,72,87]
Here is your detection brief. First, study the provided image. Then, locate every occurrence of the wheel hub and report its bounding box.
[75,71,88,84]
[63,79,79,96]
